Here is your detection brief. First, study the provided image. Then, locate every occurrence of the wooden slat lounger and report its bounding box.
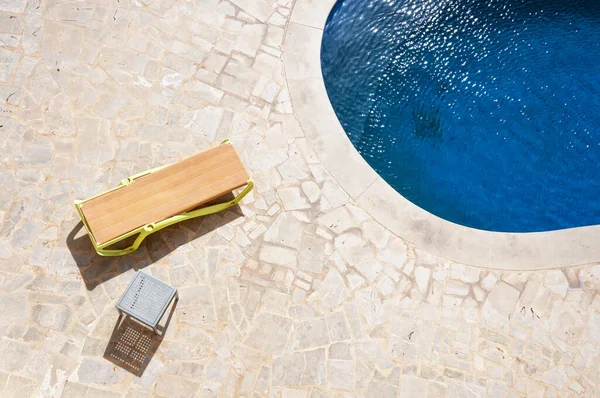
[75,140,253,256]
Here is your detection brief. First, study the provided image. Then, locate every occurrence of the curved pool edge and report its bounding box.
[283,0,600,270]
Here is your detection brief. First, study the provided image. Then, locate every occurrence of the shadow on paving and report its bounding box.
[104,299,177,376]
[65,193,242,290]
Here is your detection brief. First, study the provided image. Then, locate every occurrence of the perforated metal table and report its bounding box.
[116,271,178,333]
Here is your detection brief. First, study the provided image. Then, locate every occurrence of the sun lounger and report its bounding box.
[75,140,253,256]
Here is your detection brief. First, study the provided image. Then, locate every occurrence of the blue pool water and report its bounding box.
[321,0,600,232]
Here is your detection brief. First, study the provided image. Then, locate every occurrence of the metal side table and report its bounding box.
[116,271,178,334]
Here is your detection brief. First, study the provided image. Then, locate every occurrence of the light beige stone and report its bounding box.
[259,244,298,268]
[327,359,354,391]
[544,270,569,297]
[277,187,310,210]
[316,269,349,311]
[481,282,520,332]
[155,375,200,398]
[244,313,293,354]
[234,24,265,57]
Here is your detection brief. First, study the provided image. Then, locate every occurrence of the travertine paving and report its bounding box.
[0,0,599,397]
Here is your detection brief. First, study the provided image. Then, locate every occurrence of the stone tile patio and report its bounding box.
[0,0,599,397]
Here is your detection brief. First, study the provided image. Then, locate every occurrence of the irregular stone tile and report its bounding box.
[302,348,327,386]
[244,313,293,354]
[316,269,349,312]
[272,349,326,387]
[22,349,53,379]
[361,221,390,249]
[445,280,470,296]
[400,375,429,398]
[77,359,126,385]
[261,289,291,316]
[366,368,400,397]
[321,180,349,208]
[451,263,480,284]
[183,80,224,105]
[45,0,94,27]
[180,106,224,141]
[355,260,383,282]
[282,388,308,398]
[179,362,205,379]
[170,265,198,287]
[544,270,569,297]
[414,266,431,295]
[329,342,352,360]
[155,374,200,398]
[447,380,486,398]
[76,118,115,165]
[534,366,568,390]
[377,237,408,269]
[298,233,326,274]
[327,359,354,391]
[334,232,374,265]
[553,309,584,346]
[291,318,329,350]
[31,304,72,331]
[10,220,41,248]
[41,21,84,69]
[26,65,61,104]
[230,0,274,22]
[217,74,253,99]
[301,181,320,203]
[277,187,310,210]
[259,244,297,268]
[0,339,32,372]
[0,33,20,49]
[326,311,351,342]
[264,212,305,248]
[0,85,21,105]
[205,358,227,380]
[277,158,310,183]
[161,342,209,361]
[2,375,38,397]
[272,352,304,385]
[427,381,447,397]
[481,281,520,332]
[0,48,19,82]
[234,24,265,56]
[346,270,366,290]
[0,0,27,13]
[578,264,600,289]
[487,380,506,398]
[0,14,22,35]
[46,247,78,277]
[356,286,386,327]
[389,316,419,361]
[0,292,29,322]
[317,206,355,234]
[61,382,88,397]
[377,274,395,296]
[480,272,499,291]
[176,285,217,327]
[512,281,552,326]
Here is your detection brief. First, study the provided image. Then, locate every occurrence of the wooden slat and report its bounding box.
[81,145,249,245]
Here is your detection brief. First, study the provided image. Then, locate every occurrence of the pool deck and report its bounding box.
[0,0,599,396]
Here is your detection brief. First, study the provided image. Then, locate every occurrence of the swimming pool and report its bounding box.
[321,0,600,232]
